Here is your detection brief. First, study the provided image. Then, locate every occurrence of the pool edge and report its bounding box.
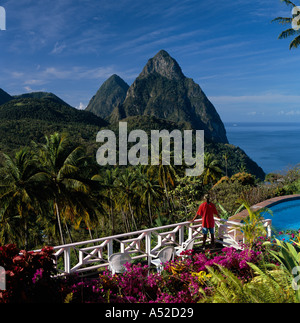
[228,194,300,223]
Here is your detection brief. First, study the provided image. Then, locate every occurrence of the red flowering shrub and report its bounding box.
[0,243,267,303]
[0,244,63,303]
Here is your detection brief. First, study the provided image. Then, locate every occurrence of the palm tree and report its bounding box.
[114,168,139,232]
[0,148,44,248]
[272,0,300,49]
[223,153,229,177]
[136,167,162,227]
[37,133,93,245]
[92,168,118,235]
[149,153,177,215]
[202,153,223,186]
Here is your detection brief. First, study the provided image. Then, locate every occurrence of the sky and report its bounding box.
[0,0,300,122]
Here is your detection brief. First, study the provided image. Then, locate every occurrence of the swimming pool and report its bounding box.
[263,198,300,233]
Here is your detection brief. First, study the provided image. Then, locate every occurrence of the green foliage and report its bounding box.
[209,173,256,216]
[0,98,107,157]
[216,202,245,220]
[200,262,297,303]
[237,200,273,250]
[169,175,204,221]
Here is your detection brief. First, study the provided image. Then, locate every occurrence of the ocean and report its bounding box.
[224,122,300,175]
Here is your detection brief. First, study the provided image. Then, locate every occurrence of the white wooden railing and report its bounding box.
[34,218,272,276]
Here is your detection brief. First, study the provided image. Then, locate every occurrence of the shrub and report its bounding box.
[67,247,263,303]
[0,242,277,303]
[0,244,63,303]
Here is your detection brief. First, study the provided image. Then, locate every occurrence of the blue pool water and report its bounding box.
[263,199,300,233]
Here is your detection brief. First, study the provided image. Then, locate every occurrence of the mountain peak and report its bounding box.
[86,74,129,118]
[122,50,229,144]
[139,50,184,81]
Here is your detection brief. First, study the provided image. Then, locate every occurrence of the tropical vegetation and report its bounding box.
[0,131,300,303]
[1,235,300,303]
[0,131,299,250]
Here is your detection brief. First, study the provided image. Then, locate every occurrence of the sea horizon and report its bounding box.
[224,121,300,175]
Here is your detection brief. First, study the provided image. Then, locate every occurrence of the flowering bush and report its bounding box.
[0,244,63,303]
[0,243,265,303]
[67,246,263,303]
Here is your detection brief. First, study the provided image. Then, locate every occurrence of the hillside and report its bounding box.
[0,97,107,154]
[106,115,265,179]
[13,91,71,106]
[0,88,13,105]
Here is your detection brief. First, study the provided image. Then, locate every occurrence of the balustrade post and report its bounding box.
[145,232,151,267]
[266,222,272,238]
[179,226,185,245]
[64,248,71,274]
[108,239,113,259]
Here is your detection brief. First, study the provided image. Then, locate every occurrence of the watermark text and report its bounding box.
[96,122,204,176]
[0,6,6,31]
[292,6,300,30]
[0,266,6,290]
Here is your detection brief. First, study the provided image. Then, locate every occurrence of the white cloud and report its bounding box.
[209,93,300,105]
[11,72,24,78]
[24,79,46,85]
[43,66,116,80]
[51,42,66,54]
[76,102,86,110]
[24,86,32,92]
[279,110,300,116]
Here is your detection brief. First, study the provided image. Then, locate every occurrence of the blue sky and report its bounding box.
[0,0,299,122]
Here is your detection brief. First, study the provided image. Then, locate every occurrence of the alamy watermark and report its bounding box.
[292,6,300,30]
[292,266,300,291]
[0,266,6,290]
[96,122,204,176]
[0,6,6,31]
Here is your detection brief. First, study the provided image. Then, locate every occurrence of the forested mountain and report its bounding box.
[13,91,71,106]
[86,74,129,119]
[0,50,265,179]
[0,97,107,155]
[98,50,228,144]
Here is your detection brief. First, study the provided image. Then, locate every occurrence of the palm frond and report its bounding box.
[272,17,293,24]
[289,34,300,48]
[279,28,298,39]
[280,0,297,8]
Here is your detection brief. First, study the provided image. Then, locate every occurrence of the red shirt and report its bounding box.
[196,202,218,228]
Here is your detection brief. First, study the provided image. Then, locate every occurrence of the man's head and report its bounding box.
[204,194,210,203]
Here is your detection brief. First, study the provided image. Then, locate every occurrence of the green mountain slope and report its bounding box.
[13,91,71,106]
[106,115,265,179]
[0,88,13,105]
[0,98,107,154]
[86,74,129,119]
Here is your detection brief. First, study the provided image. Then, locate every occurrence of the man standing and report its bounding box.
[191,194,219,249]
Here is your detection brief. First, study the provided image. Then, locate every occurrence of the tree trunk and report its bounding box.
[54,200,65,245]
[148,195,153,227]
